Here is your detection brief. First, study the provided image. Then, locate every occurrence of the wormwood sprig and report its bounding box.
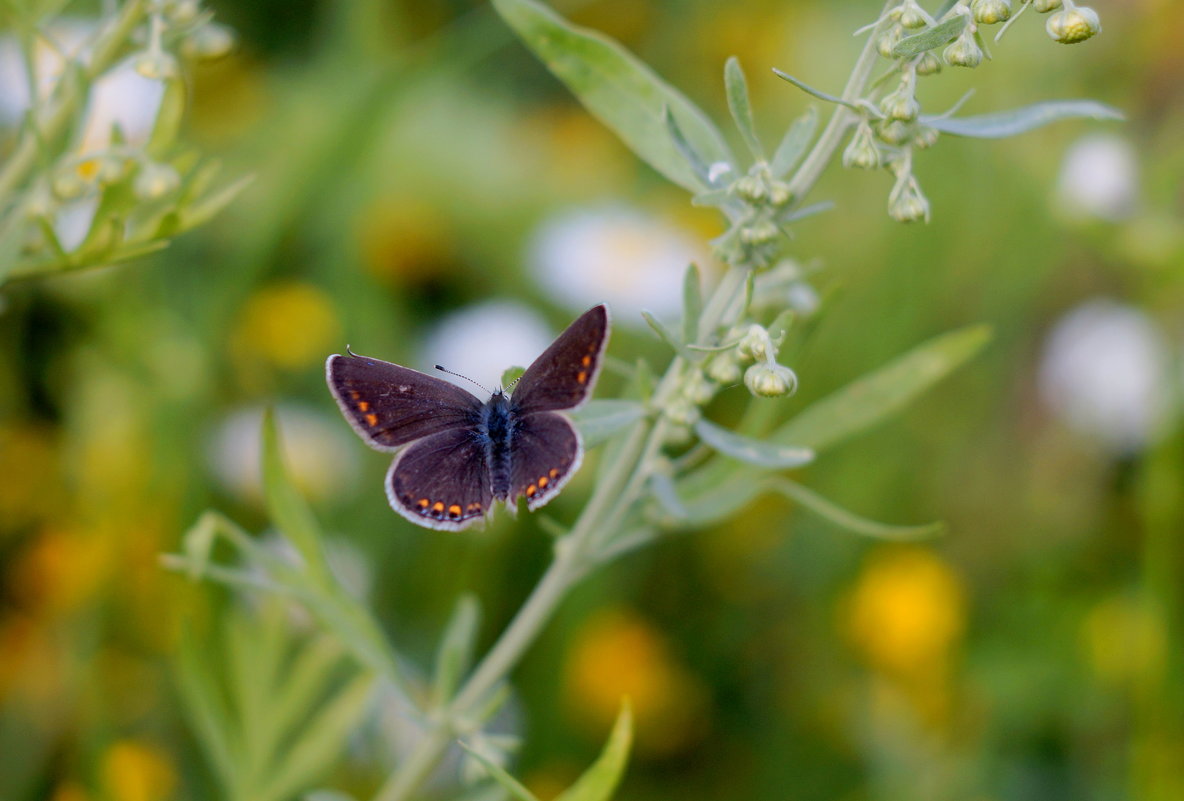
[169,1,1118,799]
[0,0,245,285]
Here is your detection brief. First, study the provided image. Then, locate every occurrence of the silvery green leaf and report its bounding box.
[769,477,943,540]
[771,106,817,178]
[554,701,633,801]
[457,742,540,801]
[572,400,647,447]
[725,56,765,161]
[492,0,733,192]
[923,100,1124,138]
[649,472,688,521]
[641,310,687,356]
[664,107,713,186]
[771,69,860,111]
[432,594,481,706]
[694,418,814,469]
[682,262,702,345]
[261,408,333,587]
[892,14,968,58]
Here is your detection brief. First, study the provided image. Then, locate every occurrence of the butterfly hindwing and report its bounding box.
[326,353,484,451]
[511,304,609,415]
[509,411,582,511]
[386,427,493,531]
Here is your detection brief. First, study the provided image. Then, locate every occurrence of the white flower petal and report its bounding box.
[1055,134,1139,222]
[419,300,555,393]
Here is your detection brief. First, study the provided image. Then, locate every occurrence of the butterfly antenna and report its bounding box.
[435,365,492,395]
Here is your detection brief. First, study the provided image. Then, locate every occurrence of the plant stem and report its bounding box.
[784,0,894,203]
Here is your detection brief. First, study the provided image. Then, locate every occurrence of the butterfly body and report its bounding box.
[327,305,609,531]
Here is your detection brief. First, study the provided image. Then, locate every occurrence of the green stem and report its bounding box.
[783,0,894,204]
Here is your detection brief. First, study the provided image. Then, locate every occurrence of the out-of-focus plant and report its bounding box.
[0,0,245,285]
[166,1,1119,799]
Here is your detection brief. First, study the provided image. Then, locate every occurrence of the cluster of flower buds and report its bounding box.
[710,161,795,271]
[718,323,799,399]
[134,0,235,81]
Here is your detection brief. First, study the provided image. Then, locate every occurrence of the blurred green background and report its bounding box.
[2,0,1183,799]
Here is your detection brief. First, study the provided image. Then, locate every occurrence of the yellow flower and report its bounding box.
[563,607,708,756]
[232,281,341,371]
[100,740,176,801]
[845,547,965,679]
[355,196,457,286]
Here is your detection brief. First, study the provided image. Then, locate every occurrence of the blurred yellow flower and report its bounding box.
[232,281,341,371]
[1081,594,1167,687]
[356,196,457,286]
[845,547,966,679]
[100,740,176,801]
[9,526,113,618]
[0,425,60,532]
[563,607,708,756]
[50,782,90,801]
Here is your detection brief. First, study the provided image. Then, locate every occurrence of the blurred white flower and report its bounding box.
[1055,134,1139,222]
[419,300,554,393]
[528,205,707,323]
[0,22,90,125]
[1038,299,1172,452]
[206,404,359,504]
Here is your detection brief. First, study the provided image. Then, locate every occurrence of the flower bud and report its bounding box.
[165,0,202,25]
[737,324,774,362]
[734,173,767,203]
[1046,6,1101,43]
[706,353,742,384]
[971,0,1011,24]
[744,362,798,398]
[877,23,905,58]
[181,22,236,60]
[888,173,930,223]
[943,30,984,67]
[915,51,942,76]
[875,118,913,146]
[898,0,929,29]
[133,49,180,80]
[768,182,793,207]
[880,82,920,122]
[843,121,882,170]
[739,220,779,246]
[134,161,181,199]
[912,124,940,150]
[1033,0,1062,12]
[664,397,701,427]
[51,166,89,200]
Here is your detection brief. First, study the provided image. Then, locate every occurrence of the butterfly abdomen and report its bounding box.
[483,394,514,500]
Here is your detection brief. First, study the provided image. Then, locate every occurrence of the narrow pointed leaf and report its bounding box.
[571,400,647,447]
[694,418,814,469]
[923,100,1124,139]
[682,263,702,345]
[147,77,186,158]
[769,478,943,539]
[554,701,633,801]
[261,409,333,586]
[176,625,238,788]
[772,69,860,111]
[771,107,817,178]
[491,0,733,192]
[641,310,687,356]
[457,742,541,801]
[664,107,712,185]
[776,325,991,453]
[649,472,688,521]
[725,57,764,161]
[181,174,254,230]
[891,15,968,58]
[432,594,482,707]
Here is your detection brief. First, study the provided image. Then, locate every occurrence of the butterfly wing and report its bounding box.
[386,427,493,530]
[509,411,582,511]
[326,352,484,451]
[510,304,609,415]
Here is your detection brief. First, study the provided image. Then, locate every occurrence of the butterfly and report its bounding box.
[325,304,610,530]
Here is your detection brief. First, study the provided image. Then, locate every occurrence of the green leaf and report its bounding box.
[891,14,968,58]
[682,263,702,345]
[664,107,713,186]
[724,57,764,161]
[432,594,482,707]
[770,106,817,178]
[771,69,860,111]
[264,636,348,766]
[776,325,992,453]
[181,173,254,230]
[501,365,526,388]
[649,472,688,521]
[261,408,332,587]
[694,418,814,469]
[457,742,540,801]
[571,400,647,448]
[491,0,733,192]
[924,100,1125,139]
[554,700,633,801]
[147,77,186,158]
[641,310,686,356]
[176,624,238,789]
[769,477,943,540]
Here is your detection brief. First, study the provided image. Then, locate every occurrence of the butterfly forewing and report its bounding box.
[510,304,609,415]
[326,353,484,450]
[509,412,582,510]
[386,427,493,530]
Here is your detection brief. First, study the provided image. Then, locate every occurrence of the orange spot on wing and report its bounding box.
[549,468,559,479]
[576,371,587,384]
[364,412,378,426]
[581,355,592,367]
[448,504,462,517]
[526,484,537,497]
[432,501,445,513]
[538,476,549,489]
[357,400,370,412]
[417,498,430,509]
